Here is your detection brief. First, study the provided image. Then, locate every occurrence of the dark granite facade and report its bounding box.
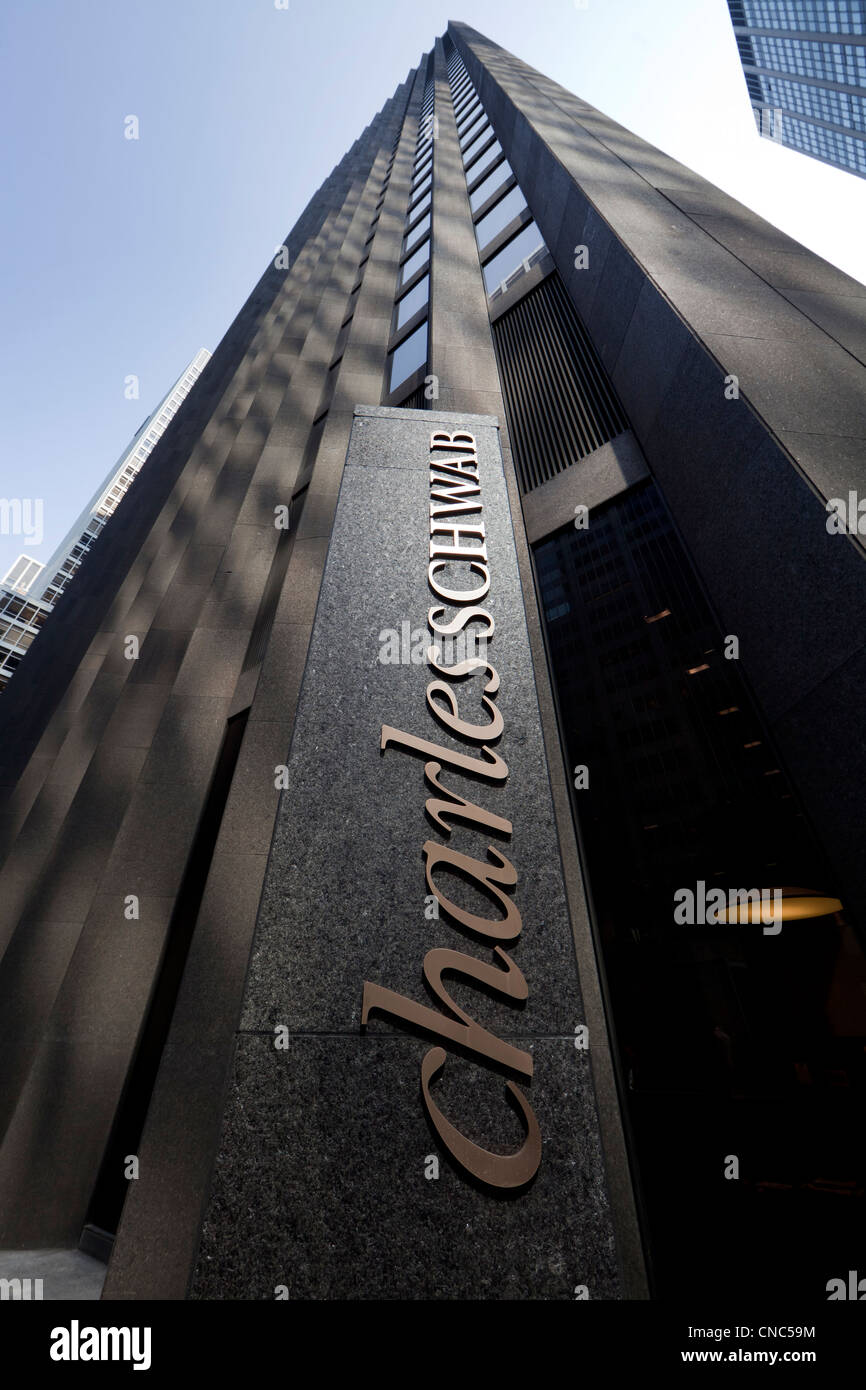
[191,407,621,1299]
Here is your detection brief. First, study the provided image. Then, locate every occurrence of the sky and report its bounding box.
[2,0,866,583]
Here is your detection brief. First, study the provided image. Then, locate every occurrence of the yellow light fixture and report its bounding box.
[716,887,843,924]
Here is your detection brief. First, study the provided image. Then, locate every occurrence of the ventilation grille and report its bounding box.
[492,272,629,494]
[397,384,428,410]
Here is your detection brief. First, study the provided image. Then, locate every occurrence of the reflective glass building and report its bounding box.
[728,0,866,176]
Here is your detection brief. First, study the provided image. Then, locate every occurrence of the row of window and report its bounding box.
[0,591,48,628]
[781,108,866,168]
[387,72,434,396]
[749,33,866,81]
[0,583,49,688]
[735,0,866,35]
[43,519,103,604]
[0,621,36,653]
[446,47,548,300]
[117,368,204,517]
[759,73,866,127]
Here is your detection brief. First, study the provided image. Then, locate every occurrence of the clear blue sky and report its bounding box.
[2,0,865,581]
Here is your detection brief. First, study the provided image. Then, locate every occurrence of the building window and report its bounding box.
[407,188,431,221]
[410,172,432,204]
[463,128,493,166]
[459,114,488,150]
[388,319,428,393]
[400,238,430,285]
[469,159,512,212]
[412,156,432,187]
[456,97,482,131]
[482,220,545,294]
[475,184,527,250]
[466,138,503,180]
[395,273,429,330]
[404,211,431,254]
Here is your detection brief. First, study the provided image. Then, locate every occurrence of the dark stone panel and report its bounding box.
[241,415,585,1038]
[0,734,145,945]
[53,742,150,866]
[186,407,623,1298]
[610,279,694,444]
[248,622,311,724]
[785,289,866,367]
[103,1039,238,1300]
[690,214,866,300]
[549,181,590,276]
[216,722,292,857]
[651,259,834,343]
[96,852,187,903]
[106,764,217,868]
[777,430,866,511]
[148,547,227,632]
[191,1034,620,1301]
[582,236,646,376]
[155,852,272,1052]
[771,644,866,926]
[272,538,330,627]
[169,628,248,700]
[196,526,280,632]
[642,338,866,724]
[558,199,610,320]
[15,870,96,930]
[0,757,53,865]
[101,683,171,750]
[135,693,228,787]
[0,843,194,1241]
[121,582,176,635]
[702,331,866,446]
[128,628,193,686]
[522,137,571,244]
[0,1037,136,1247]
[0,809,70,944]
[0,917,84,1140]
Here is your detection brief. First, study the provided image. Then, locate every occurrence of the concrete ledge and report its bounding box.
[522,430,649,542]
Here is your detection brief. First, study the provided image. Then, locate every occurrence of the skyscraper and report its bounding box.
[0,350,211,695]
[727,0,866,177]
[0,22,864,1302]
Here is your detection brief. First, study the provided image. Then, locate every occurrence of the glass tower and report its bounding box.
[727,0,866,176]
